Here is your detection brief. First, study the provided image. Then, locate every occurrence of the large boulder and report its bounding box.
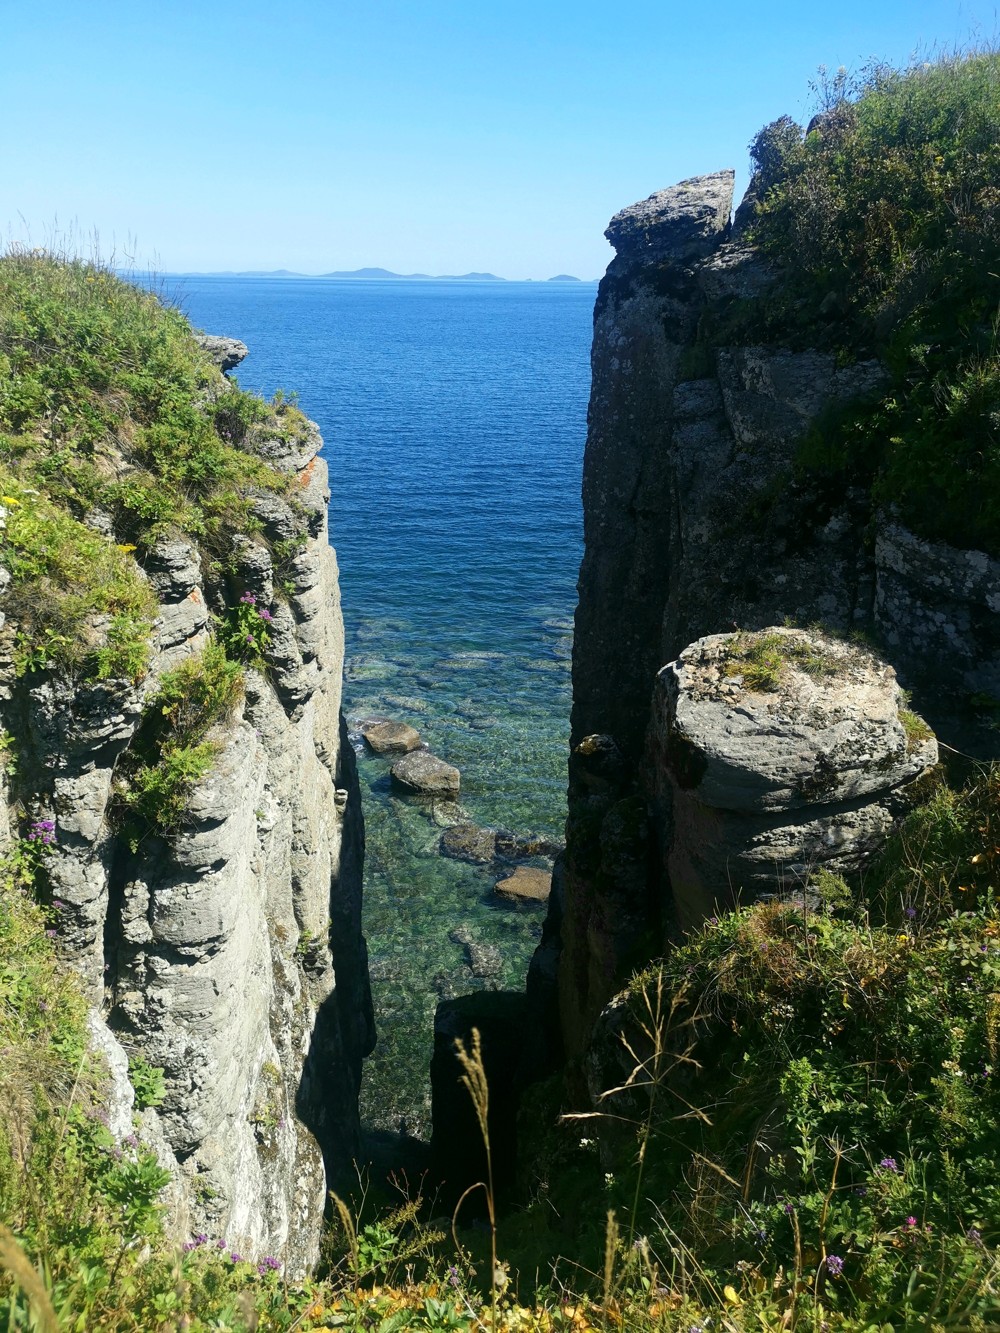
[390,750,460,797]
[651,627,938,928]
[360,718,422,754]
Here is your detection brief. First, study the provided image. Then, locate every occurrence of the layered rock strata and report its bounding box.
[0,340,374,1274]
[543,171,989,1066]
[650,628,937,929]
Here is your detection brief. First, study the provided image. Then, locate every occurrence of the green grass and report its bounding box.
[737,51,1000,555]
[722,630,837,691]
[6,770,1000,1330]
[0,249,309,679]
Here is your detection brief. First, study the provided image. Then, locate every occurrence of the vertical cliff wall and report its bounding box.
[549,172,1000,1065]
[0,335,373,1274]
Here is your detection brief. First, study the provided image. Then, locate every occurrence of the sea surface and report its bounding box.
[161,276,595,1138]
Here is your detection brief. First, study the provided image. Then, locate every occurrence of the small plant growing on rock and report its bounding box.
[217,592,274,667]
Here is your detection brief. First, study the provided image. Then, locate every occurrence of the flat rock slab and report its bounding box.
[360,718,422,754]
[391,750,460,797]
[494,866,551,903]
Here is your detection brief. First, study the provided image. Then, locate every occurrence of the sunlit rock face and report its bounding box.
[650,628,937,931]
[0,339,374,1276]
[538,170,995,1071]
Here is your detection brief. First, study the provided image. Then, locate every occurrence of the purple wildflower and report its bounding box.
[825,1255,844,1278]
[784,1202,795,1215]
[258,608,273,623]
[261,1256,280,1271]
[216,1239,226,1250]
[905,906,916,920]
[879,1156,898,1172]
[968,1227,984,1246]
[28,818,56,846]
[45,929,57,938]
[448,1266,460,1288]
[194,1233,208,1245]
[905,1216,918,1228]
[183,1240,197,1252]
[230,1252,243,1264]
[239,592,257,605]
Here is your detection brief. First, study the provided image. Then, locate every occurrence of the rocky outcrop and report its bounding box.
[1,345,373,1273]
[651,628,937,929]
[542,171,990,1069]
[494,866,551,903]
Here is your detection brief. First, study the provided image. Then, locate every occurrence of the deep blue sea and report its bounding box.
[161,277,595,1136]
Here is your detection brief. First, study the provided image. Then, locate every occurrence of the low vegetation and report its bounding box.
[114,640,245,839]
[0,248,307,680]
[4,763,1000,1329]
[721,629,837,691]
[738,50,1000,554]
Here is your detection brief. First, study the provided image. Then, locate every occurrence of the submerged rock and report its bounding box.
[390,750,461,797]
[360,718,422,754]
[440,823,497,863]
[494,866,552,903]
[449,925,503,981]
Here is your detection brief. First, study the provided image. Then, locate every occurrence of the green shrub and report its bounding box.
[743,52,1000,554]
[0,249,307,676]
[116,641,244,836]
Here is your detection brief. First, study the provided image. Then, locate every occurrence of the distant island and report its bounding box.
[166,267,598,283]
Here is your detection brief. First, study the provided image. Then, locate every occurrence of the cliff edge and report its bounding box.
[0,255,373,1271]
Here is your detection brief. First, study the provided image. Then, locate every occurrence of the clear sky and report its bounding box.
[1,0,994,280]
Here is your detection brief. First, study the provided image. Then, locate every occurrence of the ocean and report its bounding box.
[161,276,595,1137]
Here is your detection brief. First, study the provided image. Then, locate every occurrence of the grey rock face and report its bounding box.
[0,360,373,1275]
[651,629,937,928]
[194,333,249,374]
[605,172,735,262]
[390,750,460,796]
[540,170,995,1068]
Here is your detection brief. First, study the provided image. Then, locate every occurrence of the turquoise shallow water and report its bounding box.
[163,277,594,1137]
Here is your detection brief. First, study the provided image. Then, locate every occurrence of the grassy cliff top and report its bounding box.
[0,252,308,679]
[742,51,1000,554]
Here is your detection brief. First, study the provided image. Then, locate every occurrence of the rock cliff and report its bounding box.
[0,334,373,1274]
[540,172,994,1066]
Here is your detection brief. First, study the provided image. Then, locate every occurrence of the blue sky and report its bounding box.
[1,0,993,279]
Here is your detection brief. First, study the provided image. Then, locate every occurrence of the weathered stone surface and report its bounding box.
[391,750,460,797]
[440,823,497,863]
[0,353,373,1276]
[652,629,937,928]
[605,171,734,262]
[360,718,422,754]
[494,866,551,903]
[534,170,995,1073]
[194,333,248,373]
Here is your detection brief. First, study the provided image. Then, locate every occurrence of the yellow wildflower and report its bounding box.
[1,496,20,505]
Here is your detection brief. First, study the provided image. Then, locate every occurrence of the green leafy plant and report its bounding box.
[127,1055,166,1110]
[741,50,1000,554]
[115,640,244,837]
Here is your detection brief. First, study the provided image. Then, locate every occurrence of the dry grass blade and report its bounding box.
[0,1224,61,1333]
